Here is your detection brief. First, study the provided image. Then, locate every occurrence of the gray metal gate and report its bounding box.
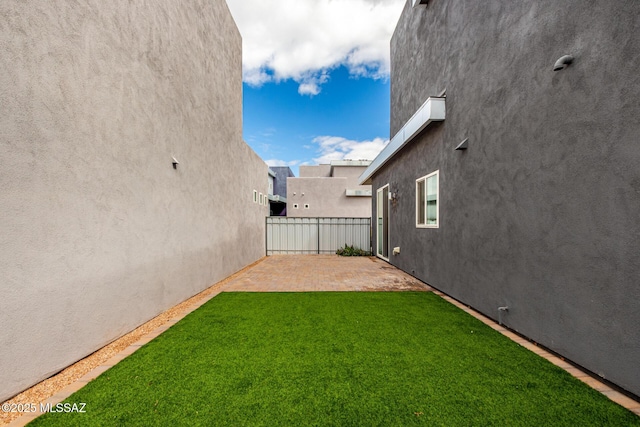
[266,217,371,255]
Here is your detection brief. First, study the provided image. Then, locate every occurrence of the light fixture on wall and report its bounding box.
[553,54,574,71]
[455,138,469,150]
[389,190,399,206]
[172,156,179,169]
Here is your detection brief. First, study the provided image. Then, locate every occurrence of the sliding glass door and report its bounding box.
[376,185,389,259]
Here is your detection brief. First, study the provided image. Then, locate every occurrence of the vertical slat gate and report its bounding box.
[266,217,371,255]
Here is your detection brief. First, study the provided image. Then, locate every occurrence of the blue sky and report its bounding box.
[226,0,406,176]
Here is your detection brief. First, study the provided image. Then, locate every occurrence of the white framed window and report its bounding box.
[253,190,257,203]
[416,170,439,228]
[293,204,299,209]
[259,193,263,205]
[304,204,310,209]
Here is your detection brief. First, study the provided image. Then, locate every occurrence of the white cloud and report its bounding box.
[312,135,388,164]
[296,72,329,96]
[298,83,320,96]
[243,68,272,87]
[226,0,405,95]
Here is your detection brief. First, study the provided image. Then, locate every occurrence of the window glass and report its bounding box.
[416,171,438,228]
[426,174,437,225]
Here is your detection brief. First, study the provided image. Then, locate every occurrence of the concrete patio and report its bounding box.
[223,255,431,292]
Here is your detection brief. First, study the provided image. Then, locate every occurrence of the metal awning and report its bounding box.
[346,189,372,197]
[358,97,445,185]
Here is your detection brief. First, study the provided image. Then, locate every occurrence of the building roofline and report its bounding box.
[330,160,372,167]
[358,97,445,185]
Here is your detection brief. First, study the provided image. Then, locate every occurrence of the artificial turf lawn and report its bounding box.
[30,292,639,426]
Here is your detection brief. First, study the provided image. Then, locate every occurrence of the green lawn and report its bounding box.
[30,292,639,426]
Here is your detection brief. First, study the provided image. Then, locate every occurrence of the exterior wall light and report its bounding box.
[172,156,179,169]
[455,138,469,150]
[553,55,574,71]
[390,191,399,206]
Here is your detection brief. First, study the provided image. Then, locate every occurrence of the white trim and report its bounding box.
[376,184,390,261]
[416,178,425,227]
[416,170,439,228]
[358,97,445,185]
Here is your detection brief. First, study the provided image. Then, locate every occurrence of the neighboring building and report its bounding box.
[268,166,295,216]
[360,0,640,397]
[288,160,372,218]
[0,0,268,401]
[268,169,275,197]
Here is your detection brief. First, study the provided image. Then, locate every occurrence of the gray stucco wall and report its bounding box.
[270,166,295,198]
[332,165,372,192]
[372,0,640,396]
[287,177,371,218]
[288,165,372,218]
[300,164,332,178]
[0,0,267,401]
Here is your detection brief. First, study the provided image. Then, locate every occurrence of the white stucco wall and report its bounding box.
[0,0,267,401]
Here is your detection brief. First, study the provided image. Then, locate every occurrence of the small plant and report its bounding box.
[336,244,371,256]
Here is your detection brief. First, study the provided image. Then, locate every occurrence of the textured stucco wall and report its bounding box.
[0,0,267,401]
[300,164,331,178]
[373,0,640,396]
[331,166,371,192]
[287,177,371,218]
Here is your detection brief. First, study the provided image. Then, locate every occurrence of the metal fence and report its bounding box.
[266,217,371,255]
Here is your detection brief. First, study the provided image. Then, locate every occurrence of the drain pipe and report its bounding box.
[498,306,509,325]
